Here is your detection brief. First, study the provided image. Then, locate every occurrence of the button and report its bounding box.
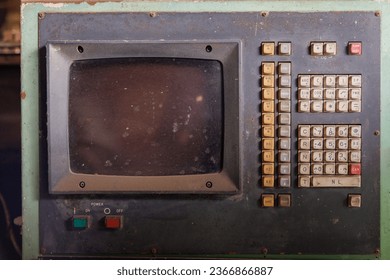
[105,216,122,229]
[262,113,274,125]
[278,42,292,55]
[261,194,275,207]
[349,151,361,162]
[311,75,323,88]
[324,164,336,174]
[311,163,323,175]
[311,42,323,55]
[311,89,323,99]
[324,151,336,162]
[311,139,323,150]
[262,126,274,137]
[311,175,361,187]
[262,101,274,112]
[298,75,311,88]
[336,101,349,112]
[324,101,336,112]
[324,126,336,137]
[324,75,336,88]
[298,163,310,174]
[298,151,311,163]
[337,139,348,150]
[262,176,274,188]
[311,125,323,137]
[336,163,349,174]
[311,151,323,162]
[349,89,361,100]
[278,126,290,138]
[349,125,361,137]
[278,113,291,125]
[349,163,361,175]
[337,151,348,162]
[262,150,274,162]
[349,101,361,112]
[324,89,336,99]
[298,89,310,99]
[278,62,291,74]
[262,88,275,100]
[336,126,348,137]
[298,125,311,137]
[279,177,291,188]
[279,76,291,88]
[72,216,89,229]
[349,139,361,150]
[348,42,362,55]
[261,62,275,75]
[298,176,311,187]
[278,101,291,112]
[279,163,291,174]
[262,138,274,150]
[278,88,291,100]
[324,42,337,55]
[262,42,275,55]
[336,75,349,87]
[311,101,323,112]
[279,151,291,162]
[262,163,275,175]
[336,89,348,100]
[278,194,291,207]
[298,101,310,112]
[348,194,362,208]
[349,75,362,88]
[324,139,336,149]
[262,75,274,87]
[298,139,310,150]
[279,138,291,150]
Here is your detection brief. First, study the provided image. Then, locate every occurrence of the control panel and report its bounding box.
[36,11,380,258]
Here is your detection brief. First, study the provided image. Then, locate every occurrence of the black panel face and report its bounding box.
[69,58,223,176]
[38,12,380,257]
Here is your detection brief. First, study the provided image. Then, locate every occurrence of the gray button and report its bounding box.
[278,62,291,74]
[279,151,291,162]
[279,176,291,188]
[278,42,292,55]
[279,76,291,88]
[279,163,291,174]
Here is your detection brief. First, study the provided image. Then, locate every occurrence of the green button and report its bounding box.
[73,217,88,229]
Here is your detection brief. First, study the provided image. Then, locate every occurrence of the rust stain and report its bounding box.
[20,91,26,100]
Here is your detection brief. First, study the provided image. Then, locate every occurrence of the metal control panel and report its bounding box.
[24,8,381,258]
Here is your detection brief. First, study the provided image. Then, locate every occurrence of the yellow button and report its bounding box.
[261,194,275,207]
[262,101,274,113]
[261,62,275,75]
[262,163,274,175]
[262,126,274,137]
[262,113,274,125]
[262,138,274,150]
[262,88,275,100]
[262,150,274,162]
[261,75,274,88]
[261,42,275,55]
[278,194,291,207]
[262,177,275,188]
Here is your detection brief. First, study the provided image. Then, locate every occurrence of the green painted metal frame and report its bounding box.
[20,0,390,259]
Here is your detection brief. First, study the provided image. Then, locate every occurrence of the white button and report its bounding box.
[311,75,323,88]
[337,75,349,87]
[279,164,291,174]
[337,151,348,162]
[349,151,361,162]
[298,151,311,163]
[298,101,310,112]
[349,139,361,150]
[311,125,323,137]
[279,138,291,150]
[279,76,291,88]
[279,176,291,187]
[349,75,362,88]
[278,113,291,125]
[278,126,290,137]
[324,76,336,88]
[324,164,336,174]
[299,163,311,174]
[349,101,361,112]
[336,89,348,100]
[298,75,311,87]
[311,151,323,162]
[278,42,292,55]
[298,176,311,187]
[349,89,361,100]
[337,139,349,149]
[298,139,311,150]
[311,42,324,55]
[324,42,337,55]
[298,89,311,99]
[324,126,336,137]
[278,101,291,112]
[336,126,349,137]
[312,163,323,174]
[324,151,336,162]
[311,89,323,99]
[311,139,323,150]
[324,138,336,149]
[349,125,361,137]
[299,125,311,137]
[336,163,349,174]
[324,89,336,99]
[278,62,291,74]
[336,101,349,112]
[324,101,336,112]
[311,101,323,112]
[311,175,361,187]
[278,88,291,100]
[278,151,290,163]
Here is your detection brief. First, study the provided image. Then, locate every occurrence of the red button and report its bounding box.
[349,163,361,175]
[105,216,122,229]
[348,42,362,55]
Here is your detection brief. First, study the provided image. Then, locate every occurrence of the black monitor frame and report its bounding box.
[46,41,240,194]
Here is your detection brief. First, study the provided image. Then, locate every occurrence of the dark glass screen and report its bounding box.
[68,58,223,176]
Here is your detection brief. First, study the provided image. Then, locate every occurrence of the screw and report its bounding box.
[375,11,381,17]
[79,181,86,188]
[205,181,213,188]
[149,12,157,18]
[262,247,268,255]
[151,247,157,254]
[374,130,380,136]
[261,11,269,17]
[38,12,45,20]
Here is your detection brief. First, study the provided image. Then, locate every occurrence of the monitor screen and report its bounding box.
[68,58,223,176]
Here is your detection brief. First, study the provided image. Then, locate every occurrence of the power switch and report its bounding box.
[72,215,89,229]
[105,216,122,229]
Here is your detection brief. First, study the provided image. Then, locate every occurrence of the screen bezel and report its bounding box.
[46,41,240,194]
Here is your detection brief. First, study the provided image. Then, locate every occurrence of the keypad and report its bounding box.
[297,124,361,188]
[297,75,362,113]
